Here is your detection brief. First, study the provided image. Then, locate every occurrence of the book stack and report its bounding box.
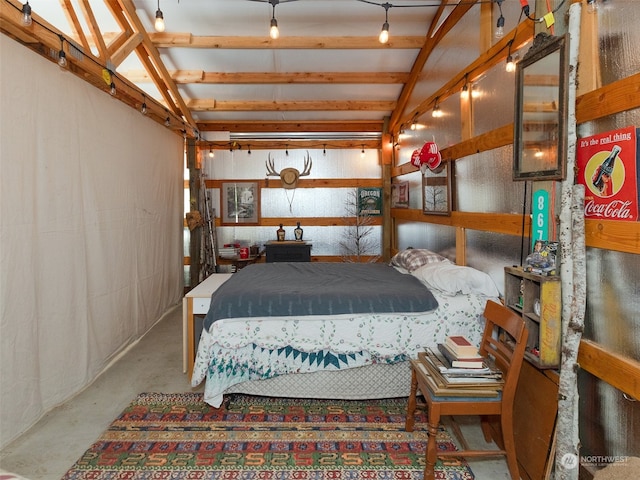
[218,247,238,259]
[438,336,485,368]
[414,335,504,398]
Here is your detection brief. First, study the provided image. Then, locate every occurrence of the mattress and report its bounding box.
[192,288,490,407]
[203,262,439,330]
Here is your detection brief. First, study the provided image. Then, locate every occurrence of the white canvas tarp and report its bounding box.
[0,36,184,448]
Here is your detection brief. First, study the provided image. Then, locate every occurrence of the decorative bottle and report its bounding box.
[294,222,304,241]
[276,224,286,241]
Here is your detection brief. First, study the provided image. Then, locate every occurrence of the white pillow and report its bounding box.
[411,262,500,298]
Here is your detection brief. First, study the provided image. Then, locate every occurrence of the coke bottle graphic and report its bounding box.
[592,145,621,194]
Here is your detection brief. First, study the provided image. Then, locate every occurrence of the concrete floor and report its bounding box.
[0,303,513,479]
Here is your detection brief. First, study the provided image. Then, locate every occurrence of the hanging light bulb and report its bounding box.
[460,79,469,100]
[164,116,170,127]
[494,0,504,38]
[141,97,148,115]
[248,145,252,155]
[495,15,505,38]
[505,54,516,73]
[155,1,165,32]
[269,0,280,39]
[378,22,389,44]
[270,17,279,39]
[58,50,67,68]
[109,82,116,96]
[21,2,32,27]
[208,148,214,158]
[361,146,366,158]
[432,101,442,118]
[379,3,391,44]
[57,36,67,68]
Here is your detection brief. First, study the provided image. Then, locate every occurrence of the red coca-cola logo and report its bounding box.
[584,199,633,219]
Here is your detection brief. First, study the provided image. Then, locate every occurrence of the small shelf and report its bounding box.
[504,266,561,369]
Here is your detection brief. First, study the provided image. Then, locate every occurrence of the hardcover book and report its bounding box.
[414,354,500,397]
[438,343,485,368]
[421,351,503,389]
[445,335,480,357]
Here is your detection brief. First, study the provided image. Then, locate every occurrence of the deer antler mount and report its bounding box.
[266,151,312,189]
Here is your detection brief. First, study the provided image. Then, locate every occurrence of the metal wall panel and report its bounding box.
[455,148,525,214]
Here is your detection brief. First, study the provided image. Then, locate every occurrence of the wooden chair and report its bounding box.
[405,300,528,480]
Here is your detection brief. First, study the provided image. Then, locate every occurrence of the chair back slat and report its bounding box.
[478,300,529,402]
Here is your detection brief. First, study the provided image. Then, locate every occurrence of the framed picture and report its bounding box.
[422,163,451,216]
[391,181,409,208]
[357,187,382,216]
[221,182,260,225]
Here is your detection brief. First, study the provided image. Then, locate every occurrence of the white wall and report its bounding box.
[0,36,184,448]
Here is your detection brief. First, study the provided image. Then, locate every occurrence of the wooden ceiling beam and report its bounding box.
[389,0,478,133]
[122,70,409,84]
[114,0,196,127]
[400,20,534,131]
[110,31,142,67]
[188,100,396,112]
[148,34,425,49]
[59,0,91,54]
[197,121,384,133]
[77,0,108,60]
[0,0,191,136]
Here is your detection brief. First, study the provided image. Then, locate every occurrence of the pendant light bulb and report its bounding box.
[109,82,116,96]
[506,55,516,73]
[21,2,32,27]
[379,3,391,44]
[361,146,366,158]
[495,15,505,38]
[57,36,67,68]
[164,117,170,127]
[58,50,67,68]
[141,102,148,115]
[461,84,469,100]
[208,149,214,158]
[378,22,389,44]
[155,1,165,32]
[270,17,279,39]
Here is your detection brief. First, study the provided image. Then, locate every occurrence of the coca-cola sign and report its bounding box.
[576,126,639,222]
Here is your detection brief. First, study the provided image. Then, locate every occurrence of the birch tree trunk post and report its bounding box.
[555,2,584,478]
[555,185,587,479]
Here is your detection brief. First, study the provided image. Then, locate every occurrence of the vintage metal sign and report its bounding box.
[576,126,639,222]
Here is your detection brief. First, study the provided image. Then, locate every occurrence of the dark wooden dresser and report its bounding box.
[265,241,311,263]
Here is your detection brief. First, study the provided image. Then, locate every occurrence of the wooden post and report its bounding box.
[555,2,584,479]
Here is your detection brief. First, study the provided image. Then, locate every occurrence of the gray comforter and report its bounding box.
[203,262,438,330]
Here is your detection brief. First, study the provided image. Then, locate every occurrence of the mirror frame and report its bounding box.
[513,32,568,181]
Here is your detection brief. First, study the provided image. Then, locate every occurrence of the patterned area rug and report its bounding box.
[62,393,473,480]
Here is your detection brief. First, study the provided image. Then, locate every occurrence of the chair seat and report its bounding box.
[405,300,528,480]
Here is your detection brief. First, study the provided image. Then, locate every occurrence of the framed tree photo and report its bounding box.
[221,182,260,225]
[391,181,409,208]
[422,163,452,216]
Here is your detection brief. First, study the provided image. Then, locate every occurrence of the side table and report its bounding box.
[182,273,233,377]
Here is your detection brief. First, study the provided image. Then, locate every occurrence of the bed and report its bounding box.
[191,250,501,408]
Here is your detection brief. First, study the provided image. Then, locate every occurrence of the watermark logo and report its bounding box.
[560,453,579,470]
[580,455,630,468]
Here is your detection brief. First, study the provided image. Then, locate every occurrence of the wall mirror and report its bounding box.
[514,33,568,181]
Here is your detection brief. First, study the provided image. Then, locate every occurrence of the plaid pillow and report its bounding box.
[390,248,447,272]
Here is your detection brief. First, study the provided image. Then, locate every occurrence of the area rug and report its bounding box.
[62,393,473,480]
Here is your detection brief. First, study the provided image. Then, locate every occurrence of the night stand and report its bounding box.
[265,241,311,262]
